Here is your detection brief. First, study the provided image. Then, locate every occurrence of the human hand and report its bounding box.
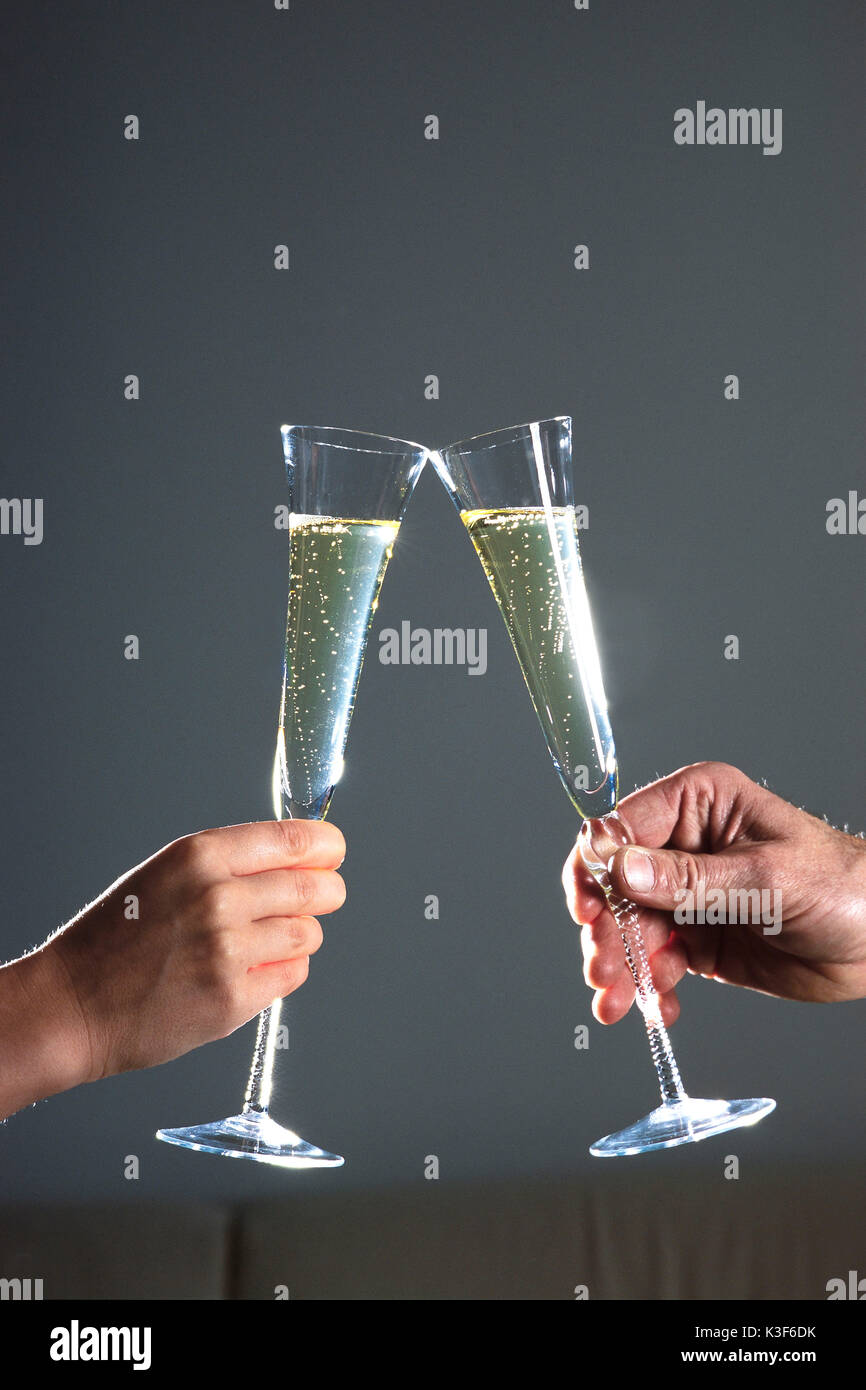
[562,762,866,1026]
[0,819,346,1117]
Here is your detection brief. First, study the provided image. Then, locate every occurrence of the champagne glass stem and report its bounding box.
[601,886,686,1105]
[243,999,283,1116]
[581,812,687,1106]
[242,794,324,1120]
[581,810,775,1155]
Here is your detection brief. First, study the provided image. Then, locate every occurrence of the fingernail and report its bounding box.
[623,849,655,893]
[582,818,619,869]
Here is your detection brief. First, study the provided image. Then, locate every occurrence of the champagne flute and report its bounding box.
[157,426,427,1166]
[432,417,775,1155]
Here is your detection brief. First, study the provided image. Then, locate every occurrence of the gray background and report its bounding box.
[0,0,863,1209]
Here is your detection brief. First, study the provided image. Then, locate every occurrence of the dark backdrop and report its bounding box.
[0,0,863,1206]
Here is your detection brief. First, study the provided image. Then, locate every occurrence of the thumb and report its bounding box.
[608,842,769,913]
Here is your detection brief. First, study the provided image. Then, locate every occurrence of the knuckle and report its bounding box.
[302,917,324,953]
[168,831,218,880]
[683,759,736,782]
[582,951,601,986]
[291,869,316,907]
[681,854,703,897]
[277,818,310,859]
[283,919,308,952]
[196,927,240,981]
[588,914,609,945]
[213,928,240,967]
[199,881,239,927]
[581,925,609,986]
[279,955,310,995]
[703,760,744,784]
[664,850,700,897]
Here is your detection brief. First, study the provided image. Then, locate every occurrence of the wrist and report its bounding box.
[0,946,92,1119]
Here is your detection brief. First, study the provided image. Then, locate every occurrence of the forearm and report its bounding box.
[0,947,89,1121]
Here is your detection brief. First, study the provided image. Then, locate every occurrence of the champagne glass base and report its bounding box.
[590,1096,776,1157]
[156,1110,344,1168]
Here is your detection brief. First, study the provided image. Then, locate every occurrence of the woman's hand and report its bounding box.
[0,819,346,1118]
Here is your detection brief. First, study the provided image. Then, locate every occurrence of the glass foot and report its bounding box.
[590,1096,776,1157]
[156,1110,344,1168]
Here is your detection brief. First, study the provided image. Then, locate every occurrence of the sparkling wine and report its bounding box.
[461,505,617,817]
[274,515,398,819]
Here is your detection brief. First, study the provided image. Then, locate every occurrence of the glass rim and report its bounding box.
[280,424,429,458]
[437,415,571,456]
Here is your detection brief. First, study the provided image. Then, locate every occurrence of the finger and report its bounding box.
[246,916,324,969]
[236,867,346,919]
[581,917,626,988]
[244,955,311,1011]
[563,843,607,925]
[593,976,681,1028]
[657,989,681,1028]
[668,921,726,980]
[607,841,772,913]
[581,904,673,987]
[611,762,764,854]
[647,933,690,994]
[195,820,347,875]
[592,970,636,1024]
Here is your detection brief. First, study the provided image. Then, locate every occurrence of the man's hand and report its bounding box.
[562,762,866,1026]
[0,820,346,1118]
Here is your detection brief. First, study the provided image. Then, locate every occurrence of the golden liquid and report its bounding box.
[462,506,616,817]
[275,515,398,819]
